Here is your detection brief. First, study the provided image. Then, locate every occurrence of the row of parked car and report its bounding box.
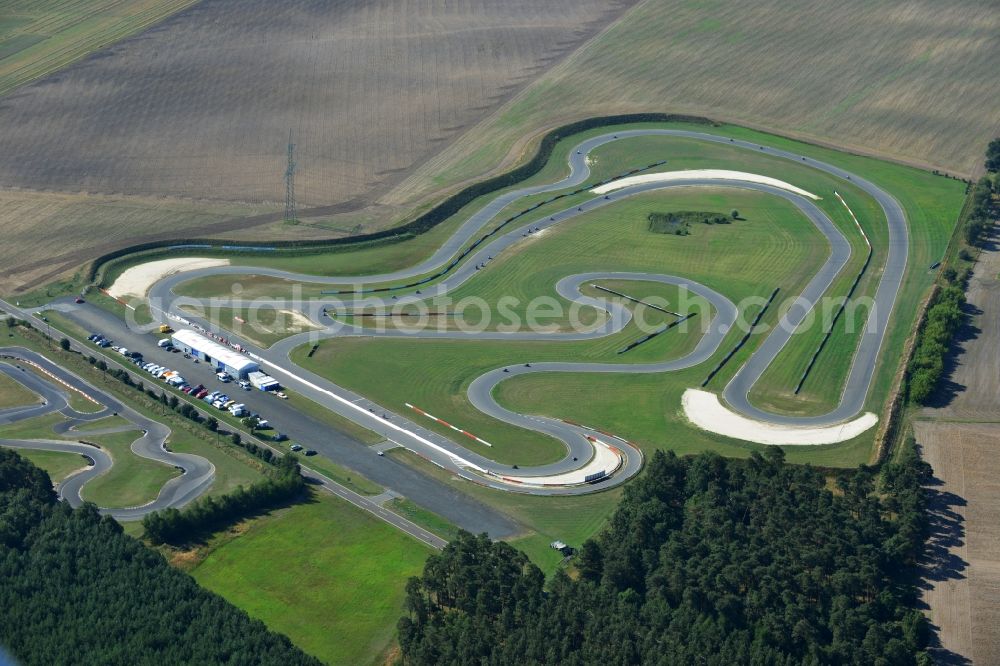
[87,330,298,449]
[139,361,262,420]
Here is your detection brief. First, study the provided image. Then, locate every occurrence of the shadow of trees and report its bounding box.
[924,302,982,408]
[917,446,972,665]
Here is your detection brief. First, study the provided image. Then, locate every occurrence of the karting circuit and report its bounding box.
[52,129,916,494]
[0,348,213,519]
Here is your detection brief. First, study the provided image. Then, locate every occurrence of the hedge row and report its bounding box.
[907,285,966,404]
[142,456,305,545]
[88,113,713,283]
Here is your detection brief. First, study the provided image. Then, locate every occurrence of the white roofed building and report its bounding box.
[171,329,259,378]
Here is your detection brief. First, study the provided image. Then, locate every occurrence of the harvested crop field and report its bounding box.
[915,232,1000,663]
[914,421,1000,665]
[0,0,637,293]
[0,0,198,97]
[393,0,1000,211]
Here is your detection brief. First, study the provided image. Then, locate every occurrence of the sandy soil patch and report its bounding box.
[593,170,820,199]
[278,309,319,331]
[681,388,876,445]
[107,257,230,299]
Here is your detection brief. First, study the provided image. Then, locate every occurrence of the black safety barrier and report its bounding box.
[701,288,780,387]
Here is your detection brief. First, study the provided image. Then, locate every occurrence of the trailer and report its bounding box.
[247,371,281,392]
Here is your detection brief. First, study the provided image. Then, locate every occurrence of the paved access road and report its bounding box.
[0,348,213,520]
[26,300,519,537]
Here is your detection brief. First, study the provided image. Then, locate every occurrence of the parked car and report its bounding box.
[290,444,303,452]
[304,449,316,456]
[217,372,231,382]
[74,297,84,304]
[271,433,288,442]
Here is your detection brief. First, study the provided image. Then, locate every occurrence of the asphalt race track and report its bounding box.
[132,131,905,492]
[0,348,214,520]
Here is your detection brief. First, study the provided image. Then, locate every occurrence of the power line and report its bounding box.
[284,129,296,222]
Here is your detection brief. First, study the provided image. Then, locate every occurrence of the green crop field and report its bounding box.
[191,492,434,666]
[168,123,964,470]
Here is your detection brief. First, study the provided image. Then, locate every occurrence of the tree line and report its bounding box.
[963,172,996,246]
[398,446,933,665]
[907,138,997,405]
[142,454,306,545]
[907,284,966,404]
[0,448,320,665]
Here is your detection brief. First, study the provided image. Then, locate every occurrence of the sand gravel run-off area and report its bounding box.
[107,258,230,300]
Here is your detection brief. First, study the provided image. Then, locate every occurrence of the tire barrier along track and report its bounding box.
[794,193,875,394]
[0,348,214,519]
[146,129,908,492]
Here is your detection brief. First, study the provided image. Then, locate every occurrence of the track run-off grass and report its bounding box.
[190,491,434,666]
[16,448,88,484]
[0,370,41,409]
[294,187,828,467]
[77,429,178,509]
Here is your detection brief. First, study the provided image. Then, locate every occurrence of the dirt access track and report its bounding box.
[916,229,1000,664]
[0,0,636,292]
